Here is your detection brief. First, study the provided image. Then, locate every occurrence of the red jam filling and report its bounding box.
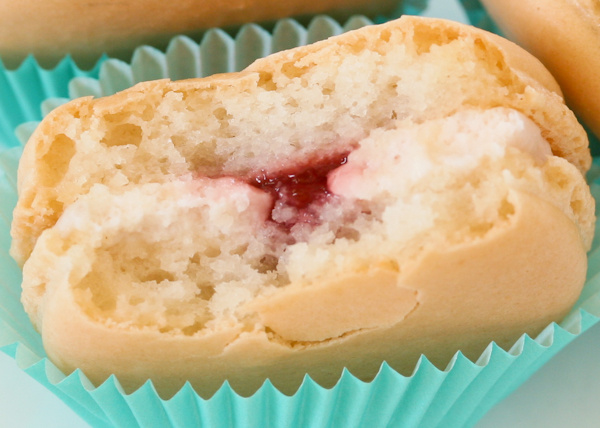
[249,152,350,228]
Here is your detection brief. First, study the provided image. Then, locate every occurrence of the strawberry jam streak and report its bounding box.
[249,152,350,229]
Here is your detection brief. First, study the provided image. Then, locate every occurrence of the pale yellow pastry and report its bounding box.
[0,0,397,68]
[481,0,600,139]
[11,16,594,398]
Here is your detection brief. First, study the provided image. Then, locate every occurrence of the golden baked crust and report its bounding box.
[11,16,595,398]
[244,16,591,169]
[481,0,600,138]
[28,188,589,397]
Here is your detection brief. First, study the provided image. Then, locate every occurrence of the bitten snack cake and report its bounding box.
[480,0,600,139]
[0,0,398,68]
[10,16,595,398]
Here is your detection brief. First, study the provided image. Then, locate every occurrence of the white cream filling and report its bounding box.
[282,108,554,283]
[328,107,552,201]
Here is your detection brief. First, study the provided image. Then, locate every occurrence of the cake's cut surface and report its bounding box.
[12,16,594,398]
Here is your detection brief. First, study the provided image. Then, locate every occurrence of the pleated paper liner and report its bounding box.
[0,57,106,150]
[9,15,377,150]
[2,146,600,428]
[2,5,600,428]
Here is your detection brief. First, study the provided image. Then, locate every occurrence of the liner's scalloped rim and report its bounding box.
[2,3,600,427]
[1,310,599,428]
[0,56,106,149]
[1,14,381,149]
[11,15,380,148]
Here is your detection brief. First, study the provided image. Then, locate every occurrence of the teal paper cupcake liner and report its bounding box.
[2,3,600,427]
[2,146,600,427]
[8,16,375,148]
[0,58,105,149]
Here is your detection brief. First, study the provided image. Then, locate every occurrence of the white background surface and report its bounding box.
[3,0,599,426]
